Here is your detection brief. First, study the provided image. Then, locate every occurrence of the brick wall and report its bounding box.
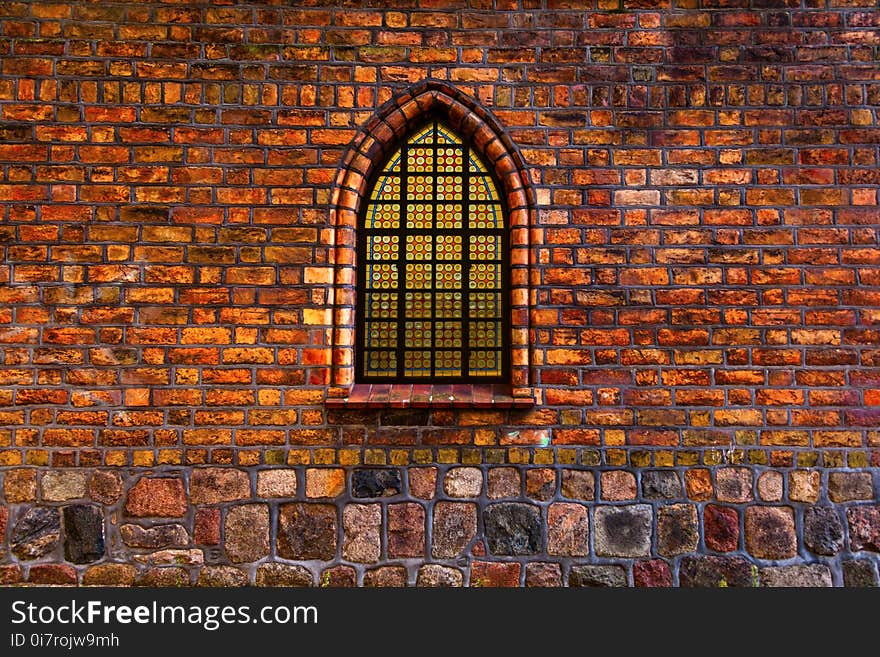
[0,0,878,587]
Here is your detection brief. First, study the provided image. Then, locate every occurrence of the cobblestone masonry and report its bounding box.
[1,1,880,586]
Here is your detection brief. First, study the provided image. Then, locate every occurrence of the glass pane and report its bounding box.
[435,203,462,229]
[435,350,461,376]
[406,203,433,229]
[366,203,400,229]
[368,235,399,260]
[365,350,396,375]
[408,147,433,172]
[404,350,432,376]
[469,263,500,289]
[406,263,432,289]
[469,292,500,318]
[469,234,500,260]
[370,175,400,202]
[405,321,431,348]
[436,263,462,289]
[436,124,461,144]
[404,292,432,318]
[469,321,500,348]
[436,176,462,201]
[367,321,397,348]
[436,292,462,319]
[369,263,398,289]
[468,148,487,173]
[386,149,402,172]
[406,234,432,260]
[469,350,501,376]
[435,321,461,348]
[437,147,462,172]
[407,175,433,200]
[366,292,397,319]
[469,203,501,229]
[410,124,434,144]
[436,235,462,260]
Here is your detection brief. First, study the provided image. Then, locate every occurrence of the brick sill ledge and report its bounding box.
[326,384,536,409]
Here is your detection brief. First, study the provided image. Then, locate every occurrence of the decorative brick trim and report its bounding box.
[327,80,536,393]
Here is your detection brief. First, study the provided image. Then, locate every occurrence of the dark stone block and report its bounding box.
[569,565,627,587]
[483,503,542,556]
[843,560,879,587]
[11,507,61,560]
[803,506,844,556]
[594,504,652,557]
[658,504,698,556]
[62,505,104,564]
[641,470,683,499]
[381,409,430,426]
[679,556,755,588]
[352,468,401,498]
[277,503,337,561]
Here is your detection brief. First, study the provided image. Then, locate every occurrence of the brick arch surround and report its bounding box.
[328,80,536,395]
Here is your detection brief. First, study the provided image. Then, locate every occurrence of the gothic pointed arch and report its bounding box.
[328,80,535,398]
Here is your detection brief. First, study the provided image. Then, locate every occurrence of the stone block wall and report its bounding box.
[1,1,879,585]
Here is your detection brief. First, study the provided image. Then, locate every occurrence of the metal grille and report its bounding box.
[356,120,509,382]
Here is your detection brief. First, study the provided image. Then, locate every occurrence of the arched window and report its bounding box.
[356,120,509,382]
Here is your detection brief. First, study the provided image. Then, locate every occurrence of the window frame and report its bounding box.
[354,116,511,384]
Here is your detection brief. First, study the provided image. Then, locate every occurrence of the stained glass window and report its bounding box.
[357,120,508,381]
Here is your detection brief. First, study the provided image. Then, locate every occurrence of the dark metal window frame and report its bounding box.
[355,116,511,383]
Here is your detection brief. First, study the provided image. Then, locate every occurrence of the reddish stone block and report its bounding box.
[125,476,187,517]
[704,505,740,553]
[848,505,880,552]
[28,564,78,585]
[408,467,437,499]
[525,562,562,587]
[634,559,673,587]
[470,561,521,587]
[600,470,637,501]
[387,502,425,558]
[320,565,356,588]
[547,502,589,557]
[194,508,221,546]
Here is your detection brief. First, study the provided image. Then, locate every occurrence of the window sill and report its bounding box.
[326,384,535,409]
